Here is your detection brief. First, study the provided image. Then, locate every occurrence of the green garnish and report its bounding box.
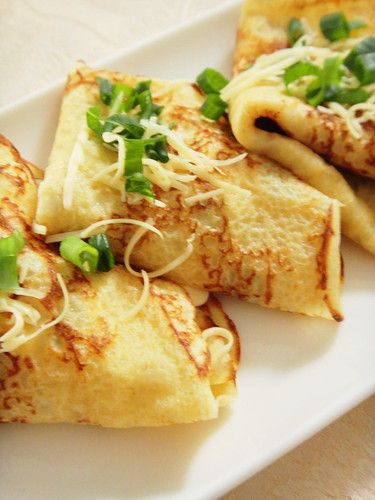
[196,68,229,94]
[353,53,375,85]
[287,18,305,46]
[86,106,104,136]
[103,114,145,138]
[320,12,350,42]
[126,172,155,199]
[283,61,321,87]
[344,37,375,71]
[60,236,99,273]
[0,231,25,291]
[88,234,115,272]
[200,94,227,120]
[327,87,371,104]
[97,77,114,105]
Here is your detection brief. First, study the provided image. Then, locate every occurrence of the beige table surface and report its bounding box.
[1,1,374,498]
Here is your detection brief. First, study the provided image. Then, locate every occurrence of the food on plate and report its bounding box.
[36,65,343,320]
[223,0,375,254]
[0,135,239,427]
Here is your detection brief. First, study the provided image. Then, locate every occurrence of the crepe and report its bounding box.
[0,135,239,427]
[226,0,375,255]
[35,66,343,320]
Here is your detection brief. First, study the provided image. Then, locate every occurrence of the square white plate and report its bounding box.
[0,1,374,499]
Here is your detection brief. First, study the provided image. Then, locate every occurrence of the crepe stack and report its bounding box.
[224,0,375,255]
[0,135,239,427]
[36,66,343,320]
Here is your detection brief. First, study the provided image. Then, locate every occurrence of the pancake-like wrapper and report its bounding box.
[227,0,375,255]
[36,66,343,320]
[0,136,239,427]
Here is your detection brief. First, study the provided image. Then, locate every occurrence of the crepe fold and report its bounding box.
[227,0,375,255]
[36,66,343,320]
[0,136,239,427]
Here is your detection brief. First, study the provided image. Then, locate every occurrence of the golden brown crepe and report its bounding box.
[0,136,239,427]
[36,66,343,320]
[227,0,375,254]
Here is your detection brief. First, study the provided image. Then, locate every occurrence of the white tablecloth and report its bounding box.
[1,1,374,498]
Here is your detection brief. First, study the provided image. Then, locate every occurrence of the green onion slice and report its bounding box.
[328,86,370,104]
[86,106,104,136]
[353,53,375,85]
[103,114,145,138]
[196,68,229,94]
[0,231,25,291]
[287,18,305,46]
[200,94,227,120]
[97,77,114,105]
[60,236,99,273]
[320,12,350,42]
[283,61,321,87]
[124,140,146,177]
[344,36,375,71]
[126,172,154,199]
[145,134,169,163]
[88,234,115,272]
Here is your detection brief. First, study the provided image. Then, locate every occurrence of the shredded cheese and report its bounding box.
[63,125,88,210]
[32,221,47,235]
[184,188,223,206]
[46,218,162,243]
[202,327,234,355]
[0,273,69,353]
[122,270,150,321]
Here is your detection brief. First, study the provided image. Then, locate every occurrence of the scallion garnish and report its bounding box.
[103,114,145,138]
[145,134,169,163]
[200,94,227,120]
[0,231,25,291]
[87,106,104,136]
[328,87,371,104]
[97,77,114,105]
[344,36,375,72]
[126,172,154,199]
[60,236,99,273]
[320,12,350,42]
[196,68,229,94]
[348,19,367,31]
[287,18,305,46]
[88,234,115,272]
[283,61,320,87]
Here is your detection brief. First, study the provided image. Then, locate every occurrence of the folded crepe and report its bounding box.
[0,135,239,427]
[35,66,343,320]
[224,0,375,254]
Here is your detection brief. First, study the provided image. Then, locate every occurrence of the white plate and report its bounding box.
[0,1,374,499]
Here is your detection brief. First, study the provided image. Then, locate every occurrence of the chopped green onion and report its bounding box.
[86,106,104,136]
[200,94,227,120]
[124,140,146,177]
[305,57,343,106]
[111,83,136,112]
[97,77,114,105]
[103,114,145,138]
[88,234,115,272]
[196,68,229,94]
[344,36,375,71]
[287,18,305,46]
[60,236,98,273]
[0,231,25,291]
[283,61,321,87]
[353,53,375,85]
[320,12,350,42]
[327,86,370,104]
[135,81,151,94]
[126,172,155,199]
[145,135,169,163]
[348,19,367,31]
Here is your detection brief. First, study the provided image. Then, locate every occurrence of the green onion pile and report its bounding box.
[196,68,229,120]
[86,78,169,201]
[59,233,115,274]
[285,12,374,107]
